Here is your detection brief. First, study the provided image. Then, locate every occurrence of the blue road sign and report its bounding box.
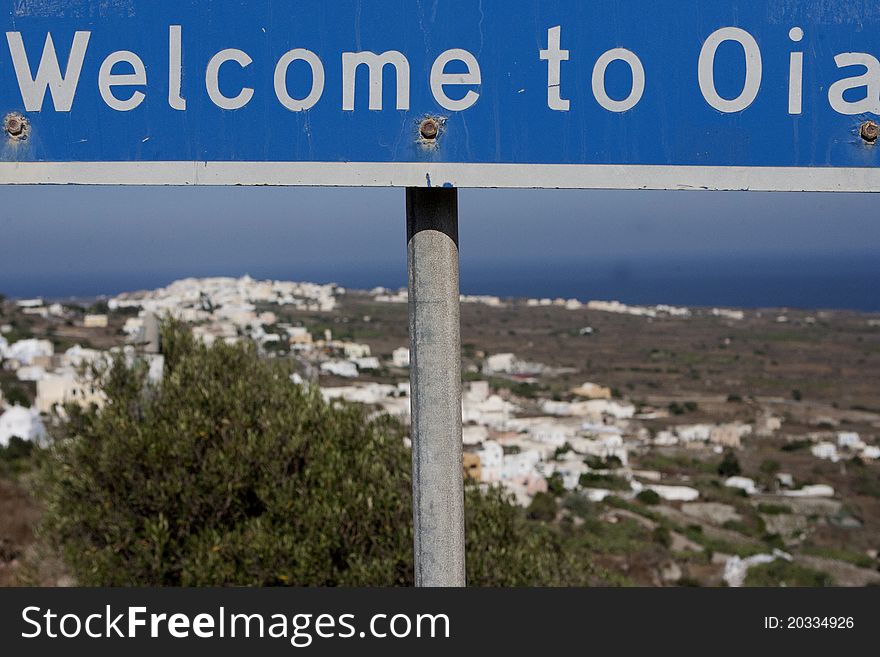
[0,0,878,190]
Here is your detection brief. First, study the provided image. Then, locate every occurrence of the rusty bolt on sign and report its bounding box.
[4,113,29,141]
[419,118,440,141]
[860,120,879,144]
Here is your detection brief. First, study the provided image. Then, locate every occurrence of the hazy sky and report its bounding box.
[0,186,878,299]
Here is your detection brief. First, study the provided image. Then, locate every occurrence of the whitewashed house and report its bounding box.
[0,405,46,447]
[392,347,410,368]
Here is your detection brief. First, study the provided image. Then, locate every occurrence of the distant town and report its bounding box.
[2,275,879,586]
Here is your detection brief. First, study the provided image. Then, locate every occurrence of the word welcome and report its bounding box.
[4,25,880,116]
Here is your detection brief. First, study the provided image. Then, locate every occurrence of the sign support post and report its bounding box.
[406,187,467,587]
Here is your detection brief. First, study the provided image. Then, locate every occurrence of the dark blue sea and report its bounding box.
[5,253,878,312]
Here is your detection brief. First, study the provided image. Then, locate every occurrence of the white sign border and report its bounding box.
[0,162,878,192]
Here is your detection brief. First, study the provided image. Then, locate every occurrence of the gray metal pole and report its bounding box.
[406,186,466,587]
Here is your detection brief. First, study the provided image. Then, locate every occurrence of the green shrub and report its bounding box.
[757,503,792,515]
[546,472,566,497]
[759,460,781,475]
[37,323,595,587]
[855,473,880,499]
[781,439,812,452]
[636,489,661,506]
[800,546,876,570]
[717,451,742,477]
[652,526,672,548]
[584,455,622,470]
[0,381,31,408]
[0,436,36,477]
[465,487,596,586]
[578,472,630,491]
[526,492,557,522]
[745,560,832,587]
[668,402,685,416]
[677,576,701,587]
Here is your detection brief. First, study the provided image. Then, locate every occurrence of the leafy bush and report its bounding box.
[578,472,630,491]
[652,526,672,548]
[552,443,572,460]
[37,323,596,587]
[664,400,699,415]
[854,473,880,499]
[716,451,742,477]
[636,489,661,506]
[546,472,566,497]
[757,503,792,515]
[467,487,600,586]
[0,436,35,477]
[526,492,557,522]
[759,460,781,475]
[584,455,622,470]
[745,560,832,587]
[781,439,812,452]
[800,546,876,570]
[0,381,31,408]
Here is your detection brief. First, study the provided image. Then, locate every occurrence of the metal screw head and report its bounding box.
[4,113,28,140]
[6,117,22,136]
[419,118,439,140]
[860,120,879,144]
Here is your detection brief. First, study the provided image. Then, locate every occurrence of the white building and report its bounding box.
[320,361,359,378]
[501,449,542,481]
[837,432,864,450]
[16,366,47,382]
[583,399,635,420]
[528,421,574,448]
[287,326,313,346]
[811,442,840,462]
[462,394,516,430]
[546,460,590,491]
[353,357,380,371]
[710,423,752,449]
[63,344,108,369]
[1,338,54,366]
[36,373,106,414]
[83,314,109,328]
[676,424,713,443]
[342,342,371,359]
[725,476,758,495]
[474,440,504,482]
[781,484,835,498]
[653,430,679,446]
[483,352,516,375]
[571,382,612,399]
[0,405,46,447]
[463,381,490,403]
[462,425,489,446]
[541,399,634,420]
[392,347,410,368]
[640,483,700,501]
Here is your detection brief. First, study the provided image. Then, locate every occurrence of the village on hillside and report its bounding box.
[2,276,880,586]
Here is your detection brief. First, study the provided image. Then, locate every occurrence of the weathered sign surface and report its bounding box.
[1,0,879,189]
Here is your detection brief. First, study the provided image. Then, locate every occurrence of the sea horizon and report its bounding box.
[4,252,878,313]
